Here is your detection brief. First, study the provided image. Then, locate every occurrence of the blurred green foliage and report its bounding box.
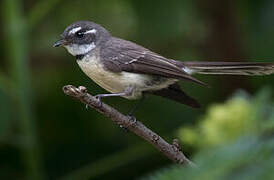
[143,89,274,180]
[0,90,11,140]
[178,88,274,148]
[1,0,274,180]
[142,137,274,180]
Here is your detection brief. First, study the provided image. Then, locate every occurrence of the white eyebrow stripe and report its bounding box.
[84,29,97,34]
[69,27,82,35]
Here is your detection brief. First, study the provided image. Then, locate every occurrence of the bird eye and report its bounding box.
[76,31,84,38]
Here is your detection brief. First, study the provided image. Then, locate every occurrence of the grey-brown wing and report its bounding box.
[101,37,206,86]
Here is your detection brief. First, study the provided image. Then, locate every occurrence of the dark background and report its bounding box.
[1,0,274,179]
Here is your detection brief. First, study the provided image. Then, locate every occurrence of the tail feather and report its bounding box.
[149,83,201,108]
[179,61,274,76]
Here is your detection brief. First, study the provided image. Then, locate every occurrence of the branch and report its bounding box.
[62,85,195,166]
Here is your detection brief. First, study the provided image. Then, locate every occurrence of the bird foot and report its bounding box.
[94,95,103,107]
[119,115,137,132]
[127,115,137,124]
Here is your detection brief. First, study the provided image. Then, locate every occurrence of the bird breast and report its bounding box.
[76,55,177,99]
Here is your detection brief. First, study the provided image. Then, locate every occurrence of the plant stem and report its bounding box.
[2,0,45,179]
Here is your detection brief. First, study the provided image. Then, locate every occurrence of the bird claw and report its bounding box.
[94,95,102,107]
[127,115,137,124]
[94,95,101,100]
[119,115,136,133]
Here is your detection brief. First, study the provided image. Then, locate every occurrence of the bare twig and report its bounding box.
[63,85,195,166]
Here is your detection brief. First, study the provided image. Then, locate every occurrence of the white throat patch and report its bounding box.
[65,43,96,56]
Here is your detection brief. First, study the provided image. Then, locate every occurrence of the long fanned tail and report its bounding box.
[180,61,274,76]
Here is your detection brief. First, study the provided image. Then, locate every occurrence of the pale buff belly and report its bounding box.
[76,56,177,99]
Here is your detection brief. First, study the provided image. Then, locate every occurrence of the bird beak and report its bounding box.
[53,39,67,47]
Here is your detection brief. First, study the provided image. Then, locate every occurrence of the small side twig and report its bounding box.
[63,85,195,166]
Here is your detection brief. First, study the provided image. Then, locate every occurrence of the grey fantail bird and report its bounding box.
[54,21,274,108]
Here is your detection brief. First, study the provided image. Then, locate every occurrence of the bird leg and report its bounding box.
[127,95,146,117]
[93,86,135,107]
[89,87,138,131]
[94,87,138,131]
[85,87,134,109]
